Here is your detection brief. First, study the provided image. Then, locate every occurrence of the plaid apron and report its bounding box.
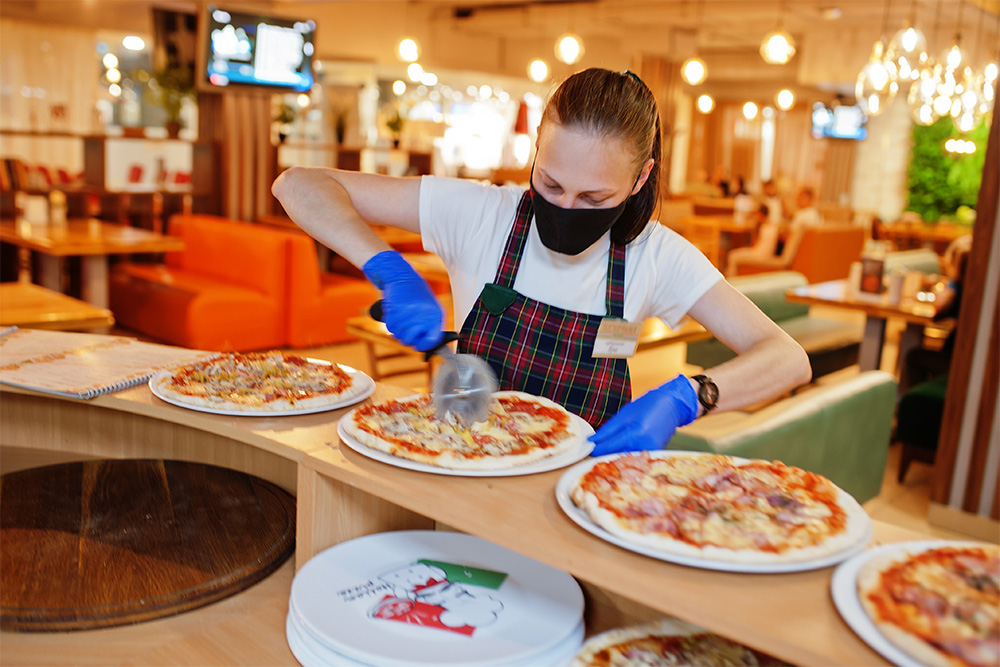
[458,192,631,428]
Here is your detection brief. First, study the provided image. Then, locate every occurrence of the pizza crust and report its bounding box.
[153,353,367,413]
[569,453,870,565]
[856,547,994,667]
[340,390,584,471]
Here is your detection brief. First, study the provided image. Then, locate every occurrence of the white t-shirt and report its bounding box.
[418,176,722,331]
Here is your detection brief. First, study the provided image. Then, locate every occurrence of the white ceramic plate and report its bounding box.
[148,360,375,416]
[336,409,594,477]
[555,451,873,574]
[289,530,584,667]
[287,609,584,667]
[830,539,989,667]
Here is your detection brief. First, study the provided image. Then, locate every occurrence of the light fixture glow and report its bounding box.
[397,38,419,63]
[743,102,759,120]
[420,71,438,86]
[555,33,584,65]
[681,57,707,85]
[392,79,406,96]
[106,68,121,83]
[760,29,796,64]
[527,59,548,82]
[479,85,492,99]
[102,53,118,69]
[888,25,928,81]
[855,40,898,116]
[108,84,122,97]
[406,62,423,82]
[296,93,310,108]
[122,36,145,51]
[775,89,795,110]
[696,94,715,113]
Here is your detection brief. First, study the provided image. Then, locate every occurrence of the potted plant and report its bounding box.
[274,101,298,143]
[385,107,405,148]
[150,63,195,139]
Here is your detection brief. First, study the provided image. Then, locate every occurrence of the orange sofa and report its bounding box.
[737,224,865,284]
[110,215,378,351]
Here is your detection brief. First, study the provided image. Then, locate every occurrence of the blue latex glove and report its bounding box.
[589,375,700,456]
[362,250,444,352]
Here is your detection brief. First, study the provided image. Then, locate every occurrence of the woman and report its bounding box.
[272,68,811,455]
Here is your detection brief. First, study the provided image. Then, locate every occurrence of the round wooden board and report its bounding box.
[0,459,295,632]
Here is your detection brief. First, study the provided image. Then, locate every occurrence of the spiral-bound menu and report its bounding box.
[0,329,214,399]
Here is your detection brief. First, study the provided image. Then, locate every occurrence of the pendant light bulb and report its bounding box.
[397,37,420,63]
[743,102,759,120]
[760,29,796,65]
[696,94,715,114]
[527,59,549,83]
[855,40,898,116]
[681,57,707,86]
[775,89,795,110]
[555,33,584,65]
[888,25,928,81]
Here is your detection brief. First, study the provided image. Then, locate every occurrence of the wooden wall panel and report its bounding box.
[932,86,1000,520]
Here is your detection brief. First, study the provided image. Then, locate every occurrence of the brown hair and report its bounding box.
[541,68,661,245]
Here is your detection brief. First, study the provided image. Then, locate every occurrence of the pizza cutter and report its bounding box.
[369,301,497,424]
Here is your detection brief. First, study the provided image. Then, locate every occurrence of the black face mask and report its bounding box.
[529,173,633,256]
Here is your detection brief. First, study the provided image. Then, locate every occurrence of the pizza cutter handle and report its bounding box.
[368,300,458,360]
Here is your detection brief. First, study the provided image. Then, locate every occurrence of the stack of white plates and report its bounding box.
[287,530,585,667]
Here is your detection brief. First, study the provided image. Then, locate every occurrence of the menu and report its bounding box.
[0,328,214,399]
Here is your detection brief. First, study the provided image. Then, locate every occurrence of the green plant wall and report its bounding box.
[906,115,988,223]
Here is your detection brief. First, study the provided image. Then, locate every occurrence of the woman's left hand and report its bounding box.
[588,375,699,456]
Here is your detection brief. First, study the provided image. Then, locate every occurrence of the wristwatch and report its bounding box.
[691,374,719,414]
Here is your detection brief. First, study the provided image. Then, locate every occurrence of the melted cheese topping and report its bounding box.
[165,351,351,406]
[577,453,845,553]
[352,394,571,459]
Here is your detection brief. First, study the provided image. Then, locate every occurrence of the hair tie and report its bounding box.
[623,70,643,85]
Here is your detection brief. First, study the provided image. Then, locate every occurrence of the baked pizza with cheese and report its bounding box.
[340,390,585,470]
[152,351,368,413]
[569,451,869,564]
[571,619,791,667]
[857,543,1000,667]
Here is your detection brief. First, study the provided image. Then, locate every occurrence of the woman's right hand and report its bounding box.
[362,250,444,351]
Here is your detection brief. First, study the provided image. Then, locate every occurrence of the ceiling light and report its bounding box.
[743,102,759,120]
[392,80,406,96]
[856,39,898,116]
[887,25,928,81]
[102,53,118,69]
[681,57,707,86]
[406,62,423,82]
[696,94,715,114]
[775,89,795,110]
[420,71,438,86]
[760,29,796,65]
[555,33,584,65]
[122,36,145,51]
[527,59,548,83]
[106,68,121,83]
[397,37,419,63]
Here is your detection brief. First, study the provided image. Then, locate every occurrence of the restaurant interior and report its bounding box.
[0,1,998,665]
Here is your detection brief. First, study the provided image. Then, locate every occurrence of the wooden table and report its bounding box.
[0,380,951,666]
[786,279,954,374]
[0,282,114,330]
[880,221,970,254]
[0,218,184,308]
[680,214,756,267]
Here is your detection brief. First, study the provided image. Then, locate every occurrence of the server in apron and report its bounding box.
[273,68,811,455]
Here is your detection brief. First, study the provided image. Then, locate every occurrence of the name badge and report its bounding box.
[592,318,643,359]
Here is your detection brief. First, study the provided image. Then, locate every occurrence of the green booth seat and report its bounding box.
[668,370,898,504]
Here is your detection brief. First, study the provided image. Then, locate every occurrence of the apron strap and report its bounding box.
[492,192,533,288]
[605,242,626,319]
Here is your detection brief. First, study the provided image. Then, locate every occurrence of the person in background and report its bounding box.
[709,165,731,197]
[726,186,823,276]
[272,67,810,456]
[725,204,778,277]
[788,186,823,228]
[760,179,784,224]
[901,235,971,390]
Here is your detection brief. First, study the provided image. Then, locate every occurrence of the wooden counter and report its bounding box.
[0,382,944,666]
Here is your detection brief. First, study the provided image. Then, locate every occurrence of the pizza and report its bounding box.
[857,543,1000,667]
[569,452,869,564]
[571,619,791,667]
[152,351,366,412]
[340,390,584,470]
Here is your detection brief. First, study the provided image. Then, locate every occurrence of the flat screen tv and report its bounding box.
[201,6,315,92]
[811,103,868,141]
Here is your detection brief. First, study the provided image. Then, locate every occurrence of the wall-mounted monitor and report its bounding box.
[811,103,868,141]
[201,6,315,92]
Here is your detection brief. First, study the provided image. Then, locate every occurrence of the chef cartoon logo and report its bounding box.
[367,559,507,637]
